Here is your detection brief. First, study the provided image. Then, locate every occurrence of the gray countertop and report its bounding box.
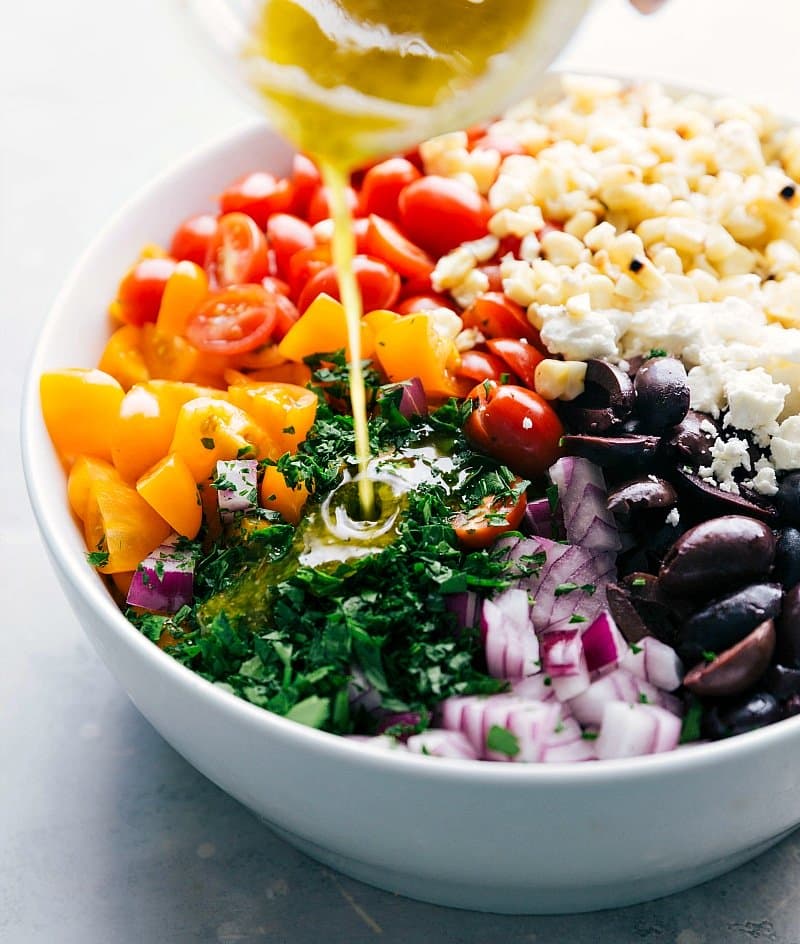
[6,1,800,940]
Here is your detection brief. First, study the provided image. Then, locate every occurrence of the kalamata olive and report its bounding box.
[666,410,717,467]
[701,692,781,740]
[619,416,643,435]
[683,619,775,697]
[659,516,776,599]
[776,472,800,527]
[783,695,800,718]
[607,583,649,643]
[561,433,661,470]
[763,664,800,700]
[680,583,783,663]
[774,528,800,590]
[607,573,689,646]
[559,360,634,433]
[633,357,690,433]
[607,476,678,519]
[673,468,779,525]
[776,583,800,668]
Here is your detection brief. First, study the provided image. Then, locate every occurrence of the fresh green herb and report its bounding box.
[554,582,596,597]
[282,426,296,435]
[630,643,643,655]
[86,550,110,568]
[702,650,718,664]
[546,483,559,513]
[638,692,650,704]
[581,731,599,741]
[486,725,520,757]
[646,348,667,359]
[631,577,647,587]
[201,437,216,450]
[569,614,588,624]
[680,699,704,744]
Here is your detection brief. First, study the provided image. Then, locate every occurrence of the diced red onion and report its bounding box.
[595,702,682,759]
[126,536,195,613]
[506,703,595,763]
[582,610,627,673]
[621,636,685,692]
[567,668,682,726]
[549,456,621,553]
[523,498,553,538]
[511,675,558,702]
[406,730,479,759]
[377,377,428,418]
[540,629,591,701]
[481,588,539,679]
[445,591,481,631]
[216,459,258,520]
[376,711,426,736]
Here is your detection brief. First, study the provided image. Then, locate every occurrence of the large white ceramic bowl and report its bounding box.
[21,93,800,915]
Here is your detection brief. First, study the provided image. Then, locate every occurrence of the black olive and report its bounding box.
[608,476,678,519]
[776,472,800,527]
[776,583,800,668]
[763,664,800,701]
[672,468,779,525]
[659,516,776,599]
[679,583,783,663]
[774,528,800,590]
[701,692,781,740]
[683,620,775,697]
[559,360,634,433]
[607,573,689,647]
[561,433,661,470]
[665,410,717,467]
[634,357,691,433]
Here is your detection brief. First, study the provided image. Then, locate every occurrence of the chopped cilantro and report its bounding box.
[581,731,599,741]
[702,650,718,664]
[631,577,647,587]
[630,643,643,655]
[680,699,703,744]
[569,614,588,624]
[486,725,520,757]
[86,550,110,568]
[638,692,650,704]
[646,348,668,359]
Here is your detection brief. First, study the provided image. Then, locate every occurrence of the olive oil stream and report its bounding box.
[238,0,585,519]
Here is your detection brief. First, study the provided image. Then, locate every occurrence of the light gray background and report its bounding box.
[5,1,800,941]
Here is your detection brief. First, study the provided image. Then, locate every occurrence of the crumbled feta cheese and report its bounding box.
[665,508,681,527]
[537,297,630,361]
[749,466,779,496]
[772,416,800,470]
[723,367,789,444]
[705,436,752,491]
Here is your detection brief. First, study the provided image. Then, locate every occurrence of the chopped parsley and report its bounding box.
[86,550,110,568]
[486,725,520,757]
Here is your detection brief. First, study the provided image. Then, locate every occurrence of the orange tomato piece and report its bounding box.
[155,260,209,336]
[67,456,120,521]
[83,475,171,573]
[374,313,459,397]
[277,293,375,362]
[260,465,309,525]
[98,325,150,390]
[136,453,203,539]
[111,380,224,482]
[227,363,314,386]
[140,323,200,382]
[169,397,265,482]
[41,368,125,463]
[227,381,317,458]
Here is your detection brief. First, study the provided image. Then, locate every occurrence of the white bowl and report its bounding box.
[21,106,800,916]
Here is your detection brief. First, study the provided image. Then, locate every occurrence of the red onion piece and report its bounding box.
[582,610,627,673]
[595,702,682,759]
[621,636,684,692]
[216,459,258,520]
[481,588,539,679]
[540,629,591,700]
[567,667,682,726]
[523,498,553,538]
[511,675,558,702]
[126,537,195,613]
[445,591,481,631]
[407,730,479,759]
[377,377,428,418]
[376,711,426,736]
[549,456,621,553]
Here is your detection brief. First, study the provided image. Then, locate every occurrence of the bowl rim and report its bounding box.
[21,74,800,785]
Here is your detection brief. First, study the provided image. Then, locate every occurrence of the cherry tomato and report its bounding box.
[359,158,421,221]
[455,349,513,385]
[296,255,401,313]
[205,212,270,288]
[169,214,219,266]
[363,215,434,280]
[219,172,293,229]
[307,184,359,226]
[115,257,178,326]
[496,235,523,259]
[185,285,278,355]
[452,486,528,550]
[398,176,491,257]
[462,292,542,346]
[262,276,291,297]
[288,245,332,300]
[395,293,457,314]
[486,338,545,389]
[479,264,504,293]
[271,293,301,342]
[464,381,564,479]
[267,213,315,280]
[289,154,322,217]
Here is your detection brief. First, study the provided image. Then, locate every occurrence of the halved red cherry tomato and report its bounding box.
[205,212,270,288]
[398,176,491,257]
[296,256,401,313]
[486,338,545,389]
[464,381,563,479]
[462,292,542,347]
[271,293,301,342]
[219,172,293,229]
[359,158,421,222]
[452,485,528,550]
[170,214,219,266]
[114,257,178,326]
[262,276,291,297]
[288,245,332,300]
[307,185,359,225]
[289,154,322,217]
[395,293,457,314]
[363,215,434,280]
[455,349,513,385]
[267,213,315,280]
[185,285,277,355]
